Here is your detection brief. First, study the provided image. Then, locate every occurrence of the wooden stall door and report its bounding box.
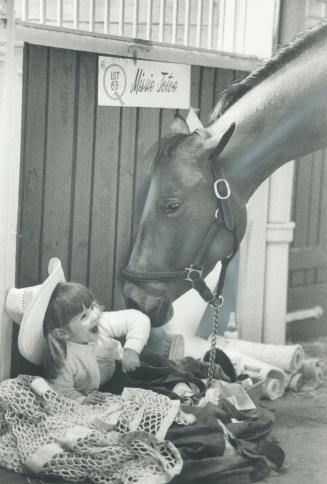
[288,148,327,339]
[14,43,241,376]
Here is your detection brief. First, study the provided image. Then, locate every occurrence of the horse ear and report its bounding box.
[170,112,190,134]
[205,122,236,159]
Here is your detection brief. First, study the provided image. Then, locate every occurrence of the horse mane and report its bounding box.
[209,21,327,123]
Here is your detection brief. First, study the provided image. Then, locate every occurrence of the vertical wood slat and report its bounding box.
[319,149,327,246]
[56,0,63,27]
[221,0,236,53]
[132,0,139,38]
[190,65,201,109]
[146,0,153,40]
[18,45,48,288]
[305,268,316,285]
[14,47,47,379]
[39,0,46,23]
[118,0,125,36]
[73,0,79,29]
[233,0,247,54]
[112,108,138,309]
[241,0,248,55]
[70,53,97,285]
[160,109,175,138]
[217,0,226,51]
[196,0,203,48]
[290,269,306,288]
[158,0,166,43]
[183,0,190,46]
[308,151,323,247]
[41,49,77,279]
[271,0,281,52]
[199,67,215,125]
[317,266,327,284]
[132,108,161,239]
[207,0,214,49]
[171,0,178,44]
[232,0,239,53]
[22,0,29,21]
[213,68,237,109]
[104,0,110,34]
[89,107,121,308]
[292,154,313,248]
[89,0,95,32]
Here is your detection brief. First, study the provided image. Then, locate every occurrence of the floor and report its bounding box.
[263,339,327,484]
[1,339,327,484]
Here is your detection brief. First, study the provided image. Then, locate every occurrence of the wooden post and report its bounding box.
[0,0,24,381]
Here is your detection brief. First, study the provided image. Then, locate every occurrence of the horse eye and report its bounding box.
[165,201,181,214]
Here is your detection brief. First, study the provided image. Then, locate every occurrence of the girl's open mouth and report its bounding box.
[90,325,98,334]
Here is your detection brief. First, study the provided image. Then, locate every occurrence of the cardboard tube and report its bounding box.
[222,350,287,399]
[287,372,304,392]
[301,359,323,391]
[262,378,282,400]
[215,336,304,372]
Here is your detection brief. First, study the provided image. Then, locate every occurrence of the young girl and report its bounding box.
[5,258,150,404]
[43,282,151,404]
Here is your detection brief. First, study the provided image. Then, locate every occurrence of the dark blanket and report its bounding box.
[168,404,284,484]
[101,353,285,483]
[101,352,229,399]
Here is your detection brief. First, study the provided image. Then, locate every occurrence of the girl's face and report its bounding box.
[67,302,101,344]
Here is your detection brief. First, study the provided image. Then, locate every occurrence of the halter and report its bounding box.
[123,160,240,307]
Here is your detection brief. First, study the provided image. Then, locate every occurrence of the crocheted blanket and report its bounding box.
[0,375,184,483]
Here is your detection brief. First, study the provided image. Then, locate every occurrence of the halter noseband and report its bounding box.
[123,159,241,306]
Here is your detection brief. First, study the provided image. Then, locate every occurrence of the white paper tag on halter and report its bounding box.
[186,108,204,132]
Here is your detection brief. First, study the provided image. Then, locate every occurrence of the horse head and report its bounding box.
[123,117,247,326]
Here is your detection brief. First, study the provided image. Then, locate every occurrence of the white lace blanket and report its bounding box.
[0,375,184,484]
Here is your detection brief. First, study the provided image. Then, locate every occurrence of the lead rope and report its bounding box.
[206,298,222,389]
[205,257,231,391]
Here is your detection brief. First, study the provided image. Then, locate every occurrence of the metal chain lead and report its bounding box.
[206,299,221,389]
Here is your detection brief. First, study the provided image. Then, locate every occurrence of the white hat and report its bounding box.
[5,258,65,365]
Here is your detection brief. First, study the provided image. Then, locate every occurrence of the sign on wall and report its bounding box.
[98,56,191,108]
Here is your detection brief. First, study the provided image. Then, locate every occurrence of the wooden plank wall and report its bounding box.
[288,148,327,338]
[13,43,240,375]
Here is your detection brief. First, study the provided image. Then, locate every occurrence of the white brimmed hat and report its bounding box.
[5,258,65,365]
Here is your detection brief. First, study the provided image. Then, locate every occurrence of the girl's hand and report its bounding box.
[82,391,106,405]
[122,349,140,373]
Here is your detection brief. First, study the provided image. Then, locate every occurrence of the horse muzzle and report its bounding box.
[123,281,173,327]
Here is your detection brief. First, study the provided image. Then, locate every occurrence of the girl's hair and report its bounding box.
[43,282,95,379]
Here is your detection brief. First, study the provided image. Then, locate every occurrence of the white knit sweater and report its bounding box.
[49,309,150,401]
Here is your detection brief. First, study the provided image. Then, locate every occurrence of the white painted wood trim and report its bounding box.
[236,180,269,342]
[145,0,153,40]
[15,22,261,71]
[183,0,190,47]
[237,163,296,345]
[263,162,295,344]
[0,5,24,382]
